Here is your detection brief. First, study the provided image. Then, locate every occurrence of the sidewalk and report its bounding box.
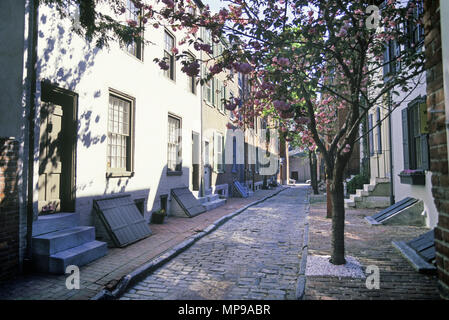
[0,187,285,300]
[304,200,441,300]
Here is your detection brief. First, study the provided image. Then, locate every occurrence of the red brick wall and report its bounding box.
[0,138,20,280]
[424,0,449,299]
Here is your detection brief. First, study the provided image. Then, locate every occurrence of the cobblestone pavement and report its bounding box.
[120,186,309,300]
[305,200,441,300]
[0,187,284,300]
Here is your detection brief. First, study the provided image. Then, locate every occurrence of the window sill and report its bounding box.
[167,170,183,176]
[122,49,144,63]
[164,76,176,84]
[106,171,134,178]
[204,100,216,108]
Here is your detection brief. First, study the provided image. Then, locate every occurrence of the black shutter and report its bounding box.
[402,108,410,169]
[421,134,429,170]
[376,107,382,154]
[369,114,374,156]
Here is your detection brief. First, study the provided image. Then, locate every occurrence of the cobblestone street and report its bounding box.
[120,186,309,300]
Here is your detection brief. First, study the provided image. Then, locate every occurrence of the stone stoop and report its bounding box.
[198,193,226,211]
[32,213,107,274]
[345,179,391,209]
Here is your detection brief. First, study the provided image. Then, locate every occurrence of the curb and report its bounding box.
[91,186,289,300]
[295,186,311,300]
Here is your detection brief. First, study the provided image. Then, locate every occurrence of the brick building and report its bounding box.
[0,139,20,280]
[424,0,449,299]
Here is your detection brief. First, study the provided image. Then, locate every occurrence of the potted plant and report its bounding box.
[151,209,166,224]
[399,169,426,185]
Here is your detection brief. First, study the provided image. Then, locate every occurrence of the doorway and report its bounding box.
[38,83,77,215]
[192,132,200,191]
[204,140,211,192]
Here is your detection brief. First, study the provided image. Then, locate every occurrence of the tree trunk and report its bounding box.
[330,177,346,265]
[309,151,319,194]
[326,178,332,218]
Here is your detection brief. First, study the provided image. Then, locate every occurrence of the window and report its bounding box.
[164,31,175,80]
[218,81,226,113]
[186,53,197,94]
[203,66,213,105]
[107,93,134,175]
[406,0,424,48]
[214,132,225,173]
[167,115,182,173]
[383,40,400,77]
[204,29,213,48]
[402,96,429,171]
[126,0,143,60]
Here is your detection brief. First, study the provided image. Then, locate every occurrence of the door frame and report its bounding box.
[39,81,78,212]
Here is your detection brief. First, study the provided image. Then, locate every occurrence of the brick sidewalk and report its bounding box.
[305,200,441,300]
[0,187,284,300]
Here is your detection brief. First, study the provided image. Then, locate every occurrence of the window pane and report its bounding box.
[108,95,132,170]
[168,116,181,171]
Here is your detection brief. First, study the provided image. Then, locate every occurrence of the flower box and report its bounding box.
[399,170,425,185]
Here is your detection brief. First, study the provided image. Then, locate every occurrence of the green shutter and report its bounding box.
[402,108,410,170]
[421,134,429,170]
[222,135,225,173]
[419,101,428,134]
[368,114,374,156]
[213,132,218,172]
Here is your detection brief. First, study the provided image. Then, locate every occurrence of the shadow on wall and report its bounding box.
[32,9,108,217]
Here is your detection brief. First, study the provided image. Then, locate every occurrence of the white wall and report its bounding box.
[391,74,438,228]
[34,3,202,225]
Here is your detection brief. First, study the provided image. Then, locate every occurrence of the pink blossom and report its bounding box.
[235,62,253,74]
[127,20,137,27]
[278,57,290,67]
[209,63,223,74]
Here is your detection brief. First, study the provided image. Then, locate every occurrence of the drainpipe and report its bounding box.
[441,2,449,175]
[24,0,39,271]
[199,44,204,197]
[388,91,395,205]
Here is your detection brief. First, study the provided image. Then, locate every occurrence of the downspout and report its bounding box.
[388,91,395,205]
[440,2,449,175]
[199,35,204,197]
[24,0,38,271]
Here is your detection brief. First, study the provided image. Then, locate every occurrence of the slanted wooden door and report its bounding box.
[38,103,64,214]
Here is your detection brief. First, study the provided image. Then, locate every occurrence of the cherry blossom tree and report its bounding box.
[42,0,425,265]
